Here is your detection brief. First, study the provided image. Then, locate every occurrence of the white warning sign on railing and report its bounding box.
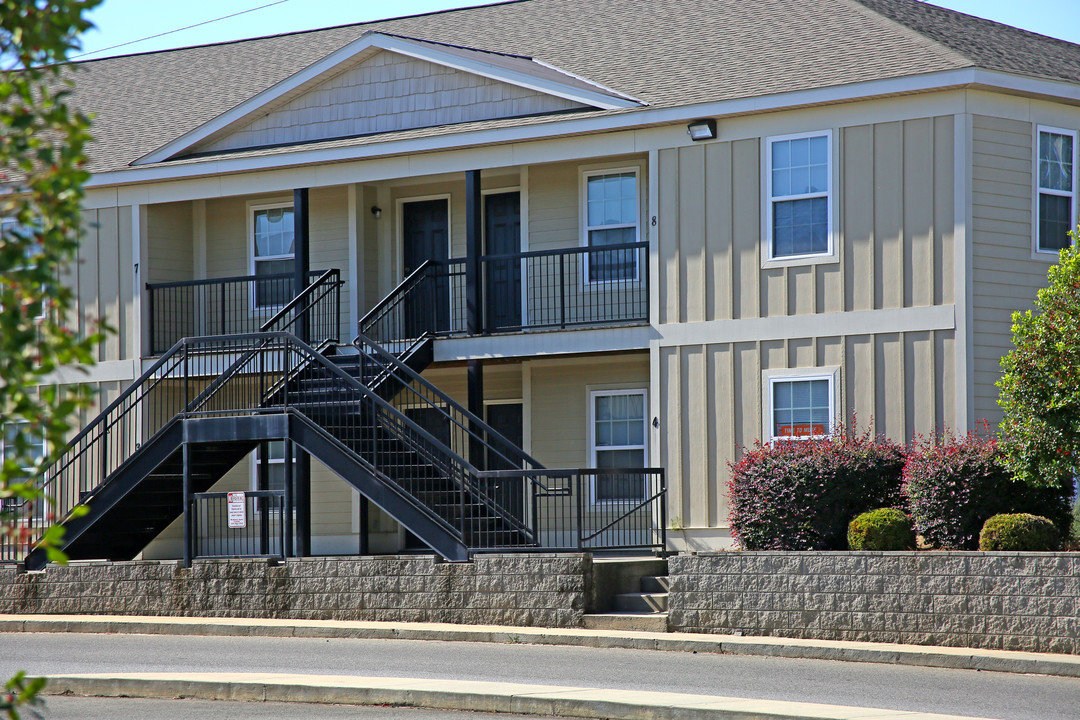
[227,492,247,529]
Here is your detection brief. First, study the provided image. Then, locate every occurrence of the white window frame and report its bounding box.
[580,167,641,285]
[761,366,841,443]
[1033,125,1078,259]
[587,387,648,505]
[247,200,295,310]
[763,129,836,266]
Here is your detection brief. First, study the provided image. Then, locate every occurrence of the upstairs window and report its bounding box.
[251,204,295,307]
[1036,127,1077,254]
[583,170,639,282]
[767,132,831,259]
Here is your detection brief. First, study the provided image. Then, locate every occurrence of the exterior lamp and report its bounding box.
[687,119,717,141]
[371,206,382,218]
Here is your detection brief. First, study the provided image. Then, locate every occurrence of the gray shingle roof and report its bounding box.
[66,0,1080,175]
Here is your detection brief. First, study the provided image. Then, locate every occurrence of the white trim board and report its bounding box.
[88,67,1080,190]
[137,32,642,165]
[433,325,655,362]
[653,304,955,347]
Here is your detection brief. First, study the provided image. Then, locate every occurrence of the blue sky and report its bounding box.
[74,0,1080,60]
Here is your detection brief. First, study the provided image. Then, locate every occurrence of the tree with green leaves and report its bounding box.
[1,1,104,717]
[998,233,1080,491]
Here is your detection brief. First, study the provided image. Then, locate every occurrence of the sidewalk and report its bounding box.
[3,613,1079,678]
[42,672,1003,720]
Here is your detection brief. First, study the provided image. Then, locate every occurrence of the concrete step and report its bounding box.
[640,575,670,593]
[613,592,668,613]
[582,612,668,633]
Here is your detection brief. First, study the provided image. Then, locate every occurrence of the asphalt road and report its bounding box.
[3,632,1078,719]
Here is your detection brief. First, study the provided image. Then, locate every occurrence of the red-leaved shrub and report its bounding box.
[728,426,906,550]
[903,430,1072,550]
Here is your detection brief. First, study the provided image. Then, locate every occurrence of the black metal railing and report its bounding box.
[146,269,329,355]
[0,270,344,565]
[359,243,648,347]
[192,490,285,559]
[480,468,666,551]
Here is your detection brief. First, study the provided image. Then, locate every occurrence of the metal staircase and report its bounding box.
[3,266,666,571]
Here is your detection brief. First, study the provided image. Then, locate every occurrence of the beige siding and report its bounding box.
[657,117,955,325]
[76,207,134,362]
[309,186,351,341]
[528,353,649,470]
[147,202,193,284]
[969,113,1078,425]
[201,51,584,154]
[659,331,956,531]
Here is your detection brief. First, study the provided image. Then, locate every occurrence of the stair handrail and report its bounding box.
[357,260,433,342]
[185,270,344,416]
[261,268,342,339]
[353,333,546,472]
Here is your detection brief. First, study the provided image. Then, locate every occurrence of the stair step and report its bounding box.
[613,592,668,613]
[640,575,671,593]
[582,613,668,633]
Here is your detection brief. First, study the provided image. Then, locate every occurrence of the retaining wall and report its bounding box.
[0,554,589,628]
[669,552,1080,654]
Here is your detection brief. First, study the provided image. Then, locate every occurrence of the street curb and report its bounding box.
[5,614,1080,679]
[42,672,1000,720]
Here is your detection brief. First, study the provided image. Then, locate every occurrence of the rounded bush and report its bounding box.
[903,431,1072,550]
[979,513,1060,551]
[728,427,906,550]
[848,508,916,550]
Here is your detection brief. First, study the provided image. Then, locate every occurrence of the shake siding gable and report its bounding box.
[198,51,586,155]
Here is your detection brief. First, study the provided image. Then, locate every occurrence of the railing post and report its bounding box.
[559,252,567,329]
[182,439,192,568]
[284,437,294,558]
[575,473,584,550]
[659,470,667,556]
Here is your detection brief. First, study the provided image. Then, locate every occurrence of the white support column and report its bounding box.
[132,204,148,362]
[347,183,362,338]
[647,150,662,502]
[953,112,973,432]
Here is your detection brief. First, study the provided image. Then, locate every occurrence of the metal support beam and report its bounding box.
[258,442,270,555]
[284,438,294,558]
[293,188,311,343]
[359,495,370,556]
[467,359,485,470]
[465,170,482,336]
[182,442,192,568]
[292,188,312,557]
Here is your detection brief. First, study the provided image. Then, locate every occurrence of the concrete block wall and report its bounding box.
[0,554,589,628]
[669,552,1080,654]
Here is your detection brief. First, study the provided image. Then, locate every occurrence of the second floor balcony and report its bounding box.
[146,242,649,356]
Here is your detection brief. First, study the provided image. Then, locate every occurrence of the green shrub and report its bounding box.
[903,431,1072,549]
[979,513,1060,551]
[848,508,915,550]
[728,426,906,550]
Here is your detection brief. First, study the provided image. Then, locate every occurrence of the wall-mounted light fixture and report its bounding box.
[687,118,717,141]
[371,206,382,219]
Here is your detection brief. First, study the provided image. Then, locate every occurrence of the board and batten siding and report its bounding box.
[657,116,955,324]
[656,115,958,534]
[659,331,956,532]
[74,207,135,362]
[199,51,584,155]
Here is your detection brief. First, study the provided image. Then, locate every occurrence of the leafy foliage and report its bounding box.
[903,429,1072,550]
[727,425,906,550]
[2,2,103,717]
[998,239,1080,489]
[847,508,915,551]
[979,513,1060,551]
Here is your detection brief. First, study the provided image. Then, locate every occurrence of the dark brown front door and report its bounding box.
[484,192,521,331]
[402,199,450,336]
